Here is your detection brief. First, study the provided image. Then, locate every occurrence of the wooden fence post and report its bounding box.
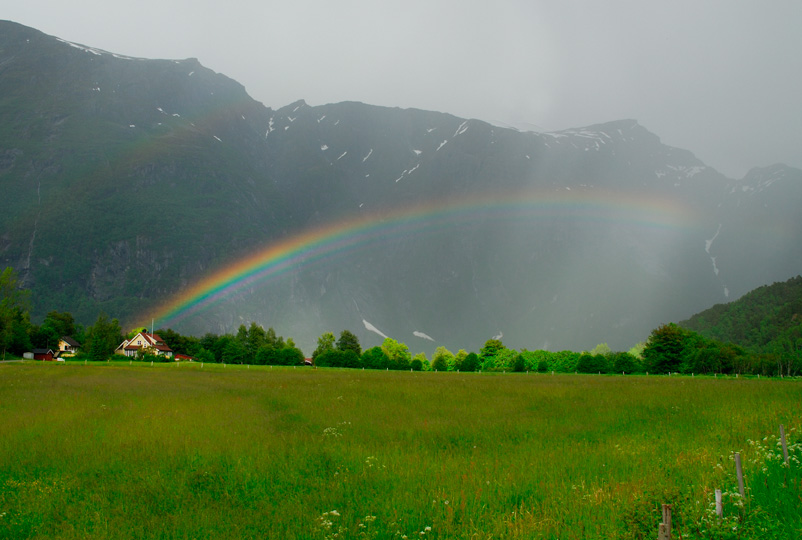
[715,489,722,518]
[735,452,745,498]
[780,425,789,465]
[658,504,672,540]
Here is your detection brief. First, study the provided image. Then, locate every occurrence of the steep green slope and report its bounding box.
[680,275,802,353]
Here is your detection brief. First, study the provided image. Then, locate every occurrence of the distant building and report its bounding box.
[115,332,174,359]
[33,348,55,361]
[58,336,81,356]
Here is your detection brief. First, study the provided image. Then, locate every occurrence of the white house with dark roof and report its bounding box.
[58,336,81,355]
[115,332,174,359]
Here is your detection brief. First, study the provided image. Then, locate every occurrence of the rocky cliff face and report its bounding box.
[1,21,800,354]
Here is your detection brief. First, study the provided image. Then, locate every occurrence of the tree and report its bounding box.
[610,352,641,373]
[511,354,526,372]
[576,353,609,374]
[223,339,248,364]
[316,349,360,368]
[278,346,305,366]
[0,267,31,357]
[381,338,411,370]
[590,343,612,357]
[336,330,362,357]
[313,332,336,360]
[431,353,448,371]
[643,324,697,373]
[431,346,454,371]
[361,346,389,370]
[33,311,76,349]
[84,313,122,361]
[461,352,480,372]
[256,345,279,365]
[480,339,505,370]
[454,349,468,371]
[246,322,267,356]
[411,352,427,371]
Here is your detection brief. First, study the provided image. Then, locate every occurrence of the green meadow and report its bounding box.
[1,362,800,539]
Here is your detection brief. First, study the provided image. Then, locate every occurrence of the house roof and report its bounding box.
[33,348,54,355]
[60,336,80,347]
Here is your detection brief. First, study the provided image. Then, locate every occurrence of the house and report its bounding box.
[58,336,80,356]
[33,348,55,361]
[115,332,174,359]
[174,354,194,362]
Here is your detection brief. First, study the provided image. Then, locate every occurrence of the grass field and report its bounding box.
[1,361,800,539]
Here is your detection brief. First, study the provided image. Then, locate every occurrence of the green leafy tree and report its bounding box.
[642,323,695,373]
[313,332,336,360]
[431,346,454,371]
[461,352,480,372]
[479,339,507,370]
[628,341,647,359]
[32,311,76,349]
[84,313,122,361]
[431,353,447,371]
[195,348,215,364]
[454,349,468,371]
[381,338,411,370]
[278,346,305,366]
[0,267,32,357]
[576,353,609,374]
[511,354,526,372]
[246,322,267,356]
[411,352,427,371]
[610,352,641,373]
[223,339,248,364]
[255,345,279,365]
[360,346,389,370]
[316,349,360,368]
[336,330,362,357]
[590,343,612,356]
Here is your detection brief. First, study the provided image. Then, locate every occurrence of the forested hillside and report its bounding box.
[680,275,802,353]
[2,20,802,354]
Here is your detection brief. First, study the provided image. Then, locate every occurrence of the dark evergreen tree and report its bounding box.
[84,313,122,361]
[336,330,361,357]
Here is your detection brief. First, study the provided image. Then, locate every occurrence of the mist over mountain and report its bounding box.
[2,20,801,355]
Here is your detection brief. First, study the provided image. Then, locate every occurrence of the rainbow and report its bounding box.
[142,187,699,328]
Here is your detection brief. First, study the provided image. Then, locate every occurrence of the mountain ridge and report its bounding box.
[2,20,801,354]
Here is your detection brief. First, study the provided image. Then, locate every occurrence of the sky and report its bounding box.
[5,1,802,178]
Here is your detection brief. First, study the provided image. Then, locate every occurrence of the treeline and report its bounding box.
[157,323,304,366]
[2,266,800,375]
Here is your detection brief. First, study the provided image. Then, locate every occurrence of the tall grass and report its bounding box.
[1,362,800,539]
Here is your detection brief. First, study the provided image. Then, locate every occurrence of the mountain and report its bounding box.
[680,275,802,352]
[2,20,801,354]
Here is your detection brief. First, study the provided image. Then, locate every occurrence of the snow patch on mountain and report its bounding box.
[362,149,373,162]
[363,319,389,340]
[436,140,448,151]
[413,331,435,342]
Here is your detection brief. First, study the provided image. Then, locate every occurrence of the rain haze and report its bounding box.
[5,1,802,178]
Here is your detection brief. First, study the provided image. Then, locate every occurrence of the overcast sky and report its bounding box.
[5,1,801,178]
